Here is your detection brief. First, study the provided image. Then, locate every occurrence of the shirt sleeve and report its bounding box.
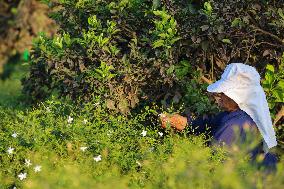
[250,143,278,172]
[213,113,258,146]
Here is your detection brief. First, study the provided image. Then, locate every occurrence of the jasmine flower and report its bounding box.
[83,119,88,124]
[94,102,100,106]
[18,172,27,180]
[80,146,88,152]
[34,165,42,173]
[141,130,147,137]
[67,116,73,124]
[94,155,102,162]
[7,147,14,154]
[107,130,113,136]
[136,160,142,166]
[12,132,18,138]
[46,107,51,113]
[25,159,32,167]
[158,132,164,137]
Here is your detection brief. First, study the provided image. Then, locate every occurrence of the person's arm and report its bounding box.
[160,114,188,131]
[160,112,225,133]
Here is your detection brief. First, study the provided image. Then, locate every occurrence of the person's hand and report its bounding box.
[159,113,188,131]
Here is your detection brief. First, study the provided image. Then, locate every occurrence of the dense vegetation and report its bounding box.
[22,0,284,143]
[0,0,283,188]
[0,88,283,188]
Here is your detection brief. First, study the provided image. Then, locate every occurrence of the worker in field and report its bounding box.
[160,63,278,169]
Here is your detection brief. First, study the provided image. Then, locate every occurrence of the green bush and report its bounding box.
[22,1,283,141]
[0,99,283,189]
[262,53,284,146]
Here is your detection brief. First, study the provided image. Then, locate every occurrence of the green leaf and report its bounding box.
[278,8,284,20]
[11,7,18,15]
[273,89,284,102]
[158,33,168,38]
[222,38,232,44]
[266,64,275,73]
[204,2,212,12]
[231,18,241,27]
[153,10,160,16]
[63,33,71,46]
[153,39,164,48]
[22,49,29,62]
[278,80,284,89]
[265,74,274,85]
[166,65,175,75]
[170,37,181,44]
[167,28,173,34]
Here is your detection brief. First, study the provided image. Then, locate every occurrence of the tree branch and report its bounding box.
[250,25,284,45]
[273,105,284,126]
[201,76,212,84]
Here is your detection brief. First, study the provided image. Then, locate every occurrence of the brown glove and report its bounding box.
[159,113,188,131]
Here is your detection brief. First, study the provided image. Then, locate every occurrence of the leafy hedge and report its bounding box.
[22,1,283,139]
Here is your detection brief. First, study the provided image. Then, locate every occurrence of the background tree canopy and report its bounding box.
[0,0,56,76]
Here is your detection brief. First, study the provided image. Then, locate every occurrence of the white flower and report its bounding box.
[25,159,32,167]
[67,116,73,124]
[136,160,142,166]
[46,107,51,113]
[158,113,166,118]
[34,165,42,173]
[158,132,164,137]
[141,130,147,137]
[107,130,113,136]
[83,119,88,124]
[80,146,88,152]
[148,147,155,152]
[94,155,102,162]
[18,172,27,180]
[12,132,18,138]
[7,147,14,154]
[94,102,100,106]
[13,187,17,189]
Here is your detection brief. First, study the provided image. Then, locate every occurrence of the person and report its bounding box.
[160,63,278,169]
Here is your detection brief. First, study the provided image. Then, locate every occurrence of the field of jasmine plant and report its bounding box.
[0,64,283,189]
[1,0,284,188]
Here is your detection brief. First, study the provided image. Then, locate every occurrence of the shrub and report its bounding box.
[22,1,283,141]
[0,99,283,189]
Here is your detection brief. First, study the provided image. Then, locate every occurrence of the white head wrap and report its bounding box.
[207,63,277,153]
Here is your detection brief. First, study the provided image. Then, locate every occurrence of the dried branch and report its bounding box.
[201,76,212,84]
[250,25,284,45]
[274,105,284,126]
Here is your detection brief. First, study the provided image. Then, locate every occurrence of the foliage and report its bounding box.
[22,1,284,142]
[0,0,56,74]
[19,0,211,115]
[262,53,284,145]
[22,0,284,113]
[0,99,283,189]
[262,54,284,111]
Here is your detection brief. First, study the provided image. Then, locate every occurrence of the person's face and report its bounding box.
[212,93,239,112]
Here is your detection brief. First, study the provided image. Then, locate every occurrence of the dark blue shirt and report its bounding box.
[187,109,277,169]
